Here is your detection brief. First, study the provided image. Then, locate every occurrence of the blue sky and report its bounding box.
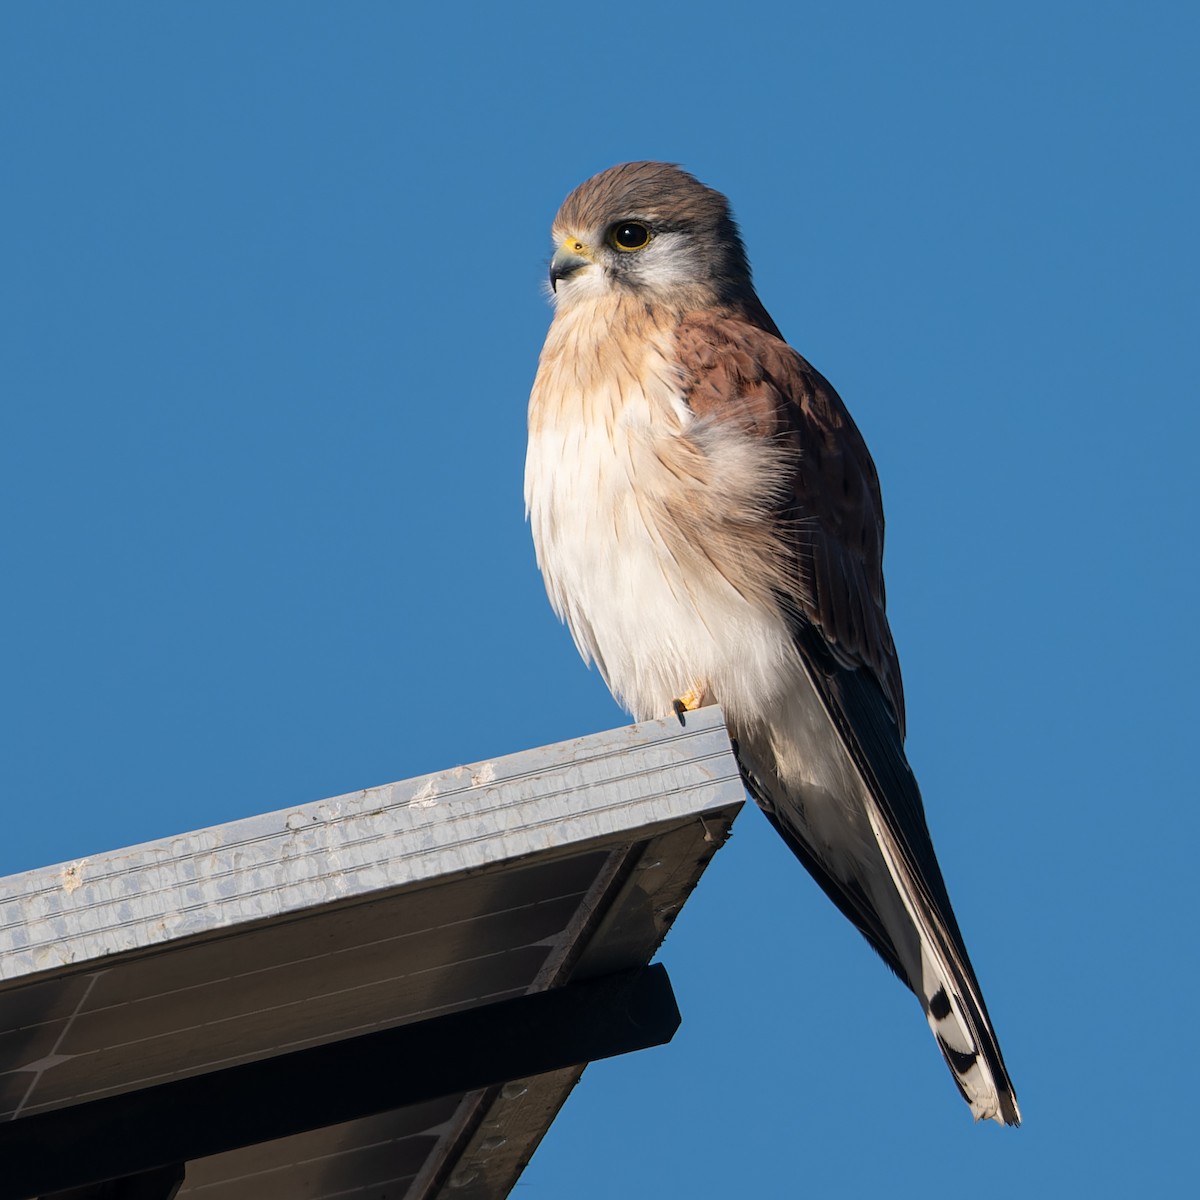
[2,2,1196,1194]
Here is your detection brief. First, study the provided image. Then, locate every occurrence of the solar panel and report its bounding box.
[0,708,742,1199]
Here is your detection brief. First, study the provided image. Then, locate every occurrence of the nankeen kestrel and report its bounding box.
[525,162,1019,1125]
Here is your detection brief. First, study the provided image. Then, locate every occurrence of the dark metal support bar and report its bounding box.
[1,965,679,1200]
[42,1162,186,1200]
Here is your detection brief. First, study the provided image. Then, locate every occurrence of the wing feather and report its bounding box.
[675,311,905,733]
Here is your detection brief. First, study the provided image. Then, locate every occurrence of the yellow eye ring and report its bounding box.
[609,221,652,251]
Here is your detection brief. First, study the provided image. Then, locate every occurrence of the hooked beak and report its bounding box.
[549,239,594,291]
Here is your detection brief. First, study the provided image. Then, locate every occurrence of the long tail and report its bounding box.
[738,736,1020,1125]
[863,794,1021,1125]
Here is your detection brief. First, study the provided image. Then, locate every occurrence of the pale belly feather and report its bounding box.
[526,380,799,730]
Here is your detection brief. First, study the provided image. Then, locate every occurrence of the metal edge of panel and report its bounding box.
[401,838,651,1200]
[0,708,740,988]
[425,798,744,1200]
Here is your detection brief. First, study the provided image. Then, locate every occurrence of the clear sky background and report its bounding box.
[2,2,1196,1195]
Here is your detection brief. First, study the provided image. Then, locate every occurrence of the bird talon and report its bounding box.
[672,687,707,721]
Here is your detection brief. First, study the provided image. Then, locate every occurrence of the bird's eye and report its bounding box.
[609,221,652,251]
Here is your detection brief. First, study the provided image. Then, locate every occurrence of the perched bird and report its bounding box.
[525,161,1020,1125]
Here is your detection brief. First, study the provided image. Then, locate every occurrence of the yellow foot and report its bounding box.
[671,686,708,720]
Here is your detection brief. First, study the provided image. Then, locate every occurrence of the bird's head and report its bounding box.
[546,162,756,313]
